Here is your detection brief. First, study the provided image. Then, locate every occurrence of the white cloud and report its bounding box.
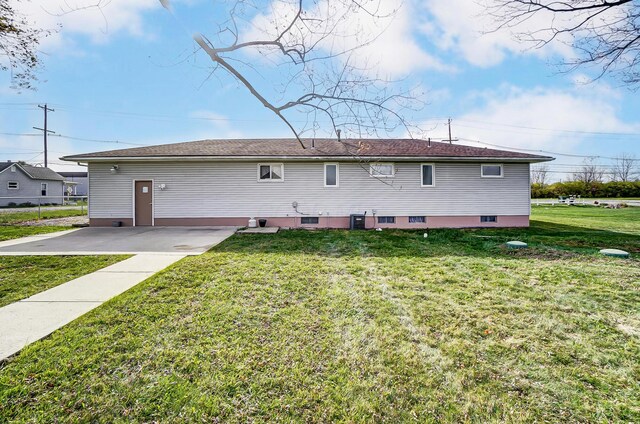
[426,84,639,152]
[420,0,573,67]
[245,0,449,78]
[11,0,160,50]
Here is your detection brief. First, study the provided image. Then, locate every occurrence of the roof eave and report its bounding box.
[61,155,554,163]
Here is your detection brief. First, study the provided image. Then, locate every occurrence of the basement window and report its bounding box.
[481,164,503,178]
[409,216,426,223]
[258,163,284,182]
[481,216,497,223]
[301,217,319,224]
[377,216,396,224]
[7,181,18,189]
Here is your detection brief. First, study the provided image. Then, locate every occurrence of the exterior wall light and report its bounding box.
[110,165,119,174]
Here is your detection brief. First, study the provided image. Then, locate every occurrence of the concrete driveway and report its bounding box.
[0,226,237,255]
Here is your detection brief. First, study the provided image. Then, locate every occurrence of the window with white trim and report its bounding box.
[377,216,395,224]
[369,163,394,178]
[257,163,284,182]
[421,163,434,187]
[324,163,339,187]
[481,164,503,178]
[41,183,48,196]
[7,181,18,189]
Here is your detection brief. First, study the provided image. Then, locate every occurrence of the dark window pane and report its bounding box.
[422,165,433,186]
[301,217,319,224]
[377,216,396,224]
[481,216,497,223]
[409,216,425,223]
[325,164,337,186]
[482,165,502,176]
[260,165,271,179]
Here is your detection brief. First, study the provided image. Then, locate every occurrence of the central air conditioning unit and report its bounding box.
[350,214,366,230]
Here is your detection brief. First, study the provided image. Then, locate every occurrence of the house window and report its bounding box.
[481,216,497,223]
[257,163,284,182]
[10,165,15,173]
[481,164,503,178]
[7,181,18,189]
[377,216,395,224]
[301,217,319,224]
[324,163,339,187]
[370,163,394,178]
[409,216,426,223]
[41,183,48,196]
[421,164,434,187]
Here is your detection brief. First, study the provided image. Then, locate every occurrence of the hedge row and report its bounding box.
[532,181,640,198]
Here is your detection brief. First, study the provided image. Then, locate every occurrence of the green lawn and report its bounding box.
[0,206,638,422]
[0,256,130,308]
[0,226,71,242]
[0,209,86,225]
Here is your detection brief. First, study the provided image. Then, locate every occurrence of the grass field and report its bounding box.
[0,256,129,308]
[0,226,71,242]
[0,206,638,422]
[0,209,86,226]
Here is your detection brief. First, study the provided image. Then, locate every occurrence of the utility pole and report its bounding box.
[443,118,458,144]
[33,104,55,168]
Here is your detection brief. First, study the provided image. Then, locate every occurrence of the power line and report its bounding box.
[458,137,640,161]
[0,131,146,146]
[456,118,640,137]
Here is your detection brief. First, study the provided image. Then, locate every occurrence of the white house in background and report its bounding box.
[0,161,65,207]
[61,138,554,228]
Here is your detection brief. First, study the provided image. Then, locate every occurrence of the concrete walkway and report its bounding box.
[0,254,185,360]
[0,226,238,360]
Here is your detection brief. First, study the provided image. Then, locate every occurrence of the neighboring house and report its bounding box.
[58,171,88,196]
[61,138,554,228]
[0,162,65,207]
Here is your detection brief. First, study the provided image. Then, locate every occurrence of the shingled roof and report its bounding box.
[0,162,64,181]
[61,138,554,162]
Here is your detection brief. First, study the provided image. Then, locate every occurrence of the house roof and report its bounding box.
[0,162,65,181]
[61,138,554,162]
[58,171,88,178]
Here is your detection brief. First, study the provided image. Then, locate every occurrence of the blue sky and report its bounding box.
[1,0,639,181]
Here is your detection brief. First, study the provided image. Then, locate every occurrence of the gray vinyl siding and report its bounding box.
[0,167,64,207]
[88,161,530,219]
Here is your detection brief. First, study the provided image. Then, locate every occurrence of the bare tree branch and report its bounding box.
[572,157,605,183]
[612,152,638,181]
[163,0,424,147]
[483,0,640,87]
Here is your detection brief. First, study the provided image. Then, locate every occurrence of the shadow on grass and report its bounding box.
[211,220,639,260]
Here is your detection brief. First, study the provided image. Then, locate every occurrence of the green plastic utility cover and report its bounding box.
[599,248,630,258]
[506,241,528,249]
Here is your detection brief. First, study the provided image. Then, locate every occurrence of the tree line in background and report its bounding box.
[531,154,640,198]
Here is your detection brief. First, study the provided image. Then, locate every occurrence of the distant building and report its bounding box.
[58,171,88,196]
[0,162,65,207]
